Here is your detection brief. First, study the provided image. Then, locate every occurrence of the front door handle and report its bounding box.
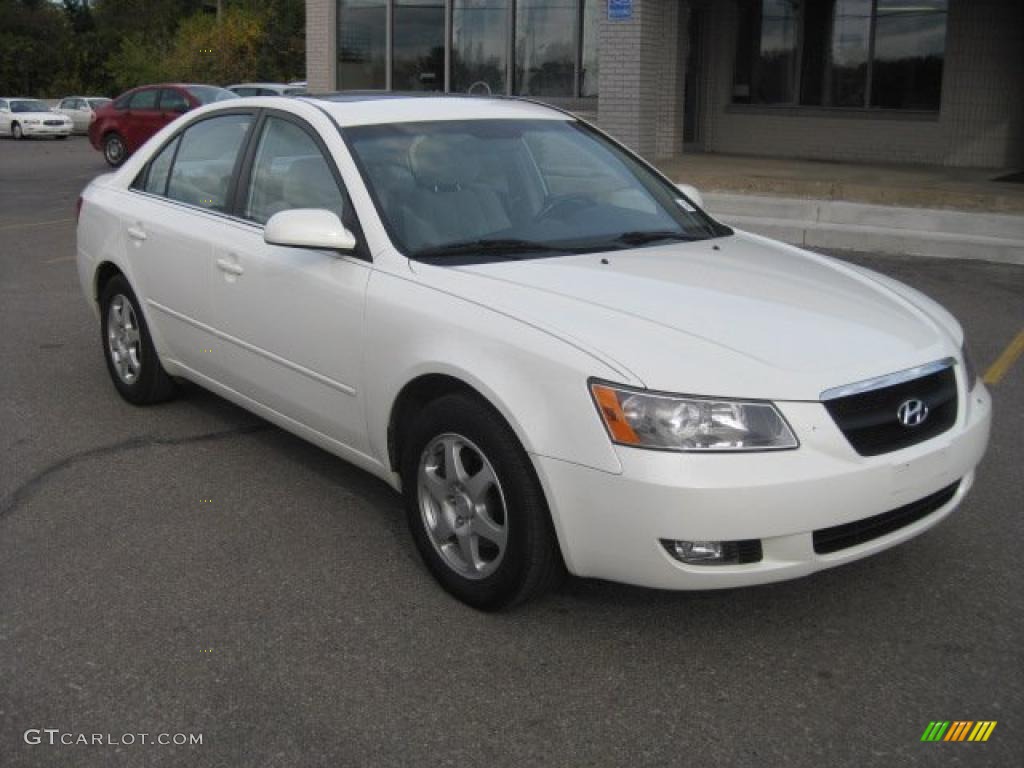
[126,226,147,242]
[216,257,244,276]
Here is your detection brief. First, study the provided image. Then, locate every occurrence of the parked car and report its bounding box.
[55,96,112,133]
[0,98,72,139]
[226,82,306,97]
[75,95,991,609]
[89,84,237,167]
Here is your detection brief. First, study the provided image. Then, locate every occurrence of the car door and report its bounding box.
[126,111,256,378]
[60,99,86,131]
[122,88,163,152]
[207,112,372,453]
[157,88,190,131]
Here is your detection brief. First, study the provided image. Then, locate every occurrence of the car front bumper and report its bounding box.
[535,381,992,590]
[21,123,72,137]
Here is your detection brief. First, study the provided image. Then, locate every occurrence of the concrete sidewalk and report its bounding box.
[655,153,1024,264]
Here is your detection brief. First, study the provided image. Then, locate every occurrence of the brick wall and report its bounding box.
[306,0,336,93]
[699,0,1023,168]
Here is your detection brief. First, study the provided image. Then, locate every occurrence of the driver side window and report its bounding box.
[243,116,347,226]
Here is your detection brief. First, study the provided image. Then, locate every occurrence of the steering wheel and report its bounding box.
[534,194,591,222]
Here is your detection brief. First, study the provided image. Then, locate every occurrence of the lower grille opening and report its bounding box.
[813,481,961,555]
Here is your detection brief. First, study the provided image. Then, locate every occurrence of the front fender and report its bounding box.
[363,269,626,476]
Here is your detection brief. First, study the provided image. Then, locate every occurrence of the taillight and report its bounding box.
[75,195,83,222]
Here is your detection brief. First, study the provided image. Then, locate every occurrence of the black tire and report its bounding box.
[12,123,22,140]
[99,275,175,405]
[56,135,69,140]
[103,132,127,167]
[400,393,564,610]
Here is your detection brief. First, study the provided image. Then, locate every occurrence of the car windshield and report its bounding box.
[344,119,727,261]
[88,98,111,109]
[185,86,239,105]
[11,100,52,113]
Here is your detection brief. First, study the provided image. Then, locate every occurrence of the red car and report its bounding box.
[89,83,237,167]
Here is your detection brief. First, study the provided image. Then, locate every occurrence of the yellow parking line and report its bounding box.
[984,329,1024,385]
[0,217,75,232]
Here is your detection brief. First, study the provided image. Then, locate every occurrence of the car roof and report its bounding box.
[296,93,572,127]
[229,83,297,89]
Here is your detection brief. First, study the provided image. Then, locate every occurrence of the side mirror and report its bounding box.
[675,183,704,210]
[264,209,357,252]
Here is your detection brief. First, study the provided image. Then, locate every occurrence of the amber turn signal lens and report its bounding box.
[591,383,641,445]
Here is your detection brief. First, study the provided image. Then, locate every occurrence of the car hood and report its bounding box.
[13,111,65,120]
[411,231,960,400]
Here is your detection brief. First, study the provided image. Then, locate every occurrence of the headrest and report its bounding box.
[408,134,481,189]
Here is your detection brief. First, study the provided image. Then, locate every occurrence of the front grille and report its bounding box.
[813,481,960,554]
[44,120,64,126]
[824,366,957,456]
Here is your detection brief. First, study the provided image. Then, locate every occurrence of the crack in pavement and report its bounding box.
[0,423,271,520]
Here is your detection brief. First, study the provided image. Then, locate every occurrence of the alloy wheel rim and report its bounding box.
[106,294,142,384]
[106,137,123,163]
[417,433,508,580]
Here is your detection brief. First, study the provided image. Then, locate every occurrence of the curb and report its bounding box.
[704,193,1024,265]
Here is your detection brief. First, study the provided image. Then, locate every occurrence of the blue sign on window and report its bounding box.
[608,0,633,21]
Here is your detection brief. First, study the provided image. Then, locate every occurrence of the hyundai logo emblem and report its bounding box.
[897,398,929,427]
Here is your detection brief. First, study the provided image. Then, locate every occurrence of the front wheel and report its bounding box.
[401,393,564,610]
[12,123,23,140]
[103,133,126,166]
[99,275,175,405]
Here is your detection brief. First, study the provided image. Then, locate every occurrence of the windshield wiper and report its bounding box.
[412,238,576,260]
[611,230,698,246]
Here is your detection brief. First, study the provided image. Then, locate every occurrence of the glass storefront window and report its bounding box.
[734,0,948,111]
[514,0,577,97]
[393,0,446,91]
[336,0,598,99]
[338,0,387,89]
[452,0,509,94]
[580,0,600,97]
[871,0,947,110]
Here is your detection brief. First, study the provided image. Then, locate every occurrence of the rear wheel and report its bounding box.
[103,132,126,166]
[400,393,563,610]
[99,275,175,405]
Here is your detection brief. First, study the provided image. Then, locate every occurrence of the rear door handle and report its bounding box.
[216,257,244,276]
[127,226,147,242]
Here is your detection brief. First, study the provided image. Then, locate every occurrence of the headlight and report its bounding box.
[590,382,798,452]
[961,342,978,391]
[23,119,40,125]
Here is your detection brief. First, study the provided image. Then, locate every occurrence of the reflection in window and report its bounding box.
[338,0,387,89]
[514,0,577,97]
[735,0,948,110]
[452,0,508,94]
[393,0,445,91]
[580,0,600,97]
[871,0,947,109]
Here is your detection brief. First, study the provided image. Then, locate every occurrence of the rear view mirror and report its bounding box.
[675,183,704,209]
[264,209,357,252]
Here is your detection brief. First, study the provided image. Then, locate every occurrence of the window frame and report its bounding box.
[129,107,371,262]
[731,0,948,114]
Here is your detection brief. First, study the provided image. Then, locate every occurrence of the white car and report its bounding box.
[0,98,73,139]
[75,95,991,609]
[55,96,112,133]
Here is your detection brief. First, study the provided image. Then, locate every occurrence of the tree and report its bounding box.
[163,6,264,85]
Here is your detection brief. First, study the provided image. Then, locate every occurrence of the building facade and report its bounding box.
[307,0,1023,169]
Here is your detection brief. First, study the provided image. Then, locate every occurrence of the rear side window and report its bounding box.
[244,116,346,225]
[159,89,189,112]
[166,114,253,211]
[128,89,158,109]
[143,136,180,196]
[233,87,259,97]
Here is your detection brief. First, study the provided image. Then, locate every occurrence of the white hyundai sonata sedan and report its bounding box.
[75,94,991,609]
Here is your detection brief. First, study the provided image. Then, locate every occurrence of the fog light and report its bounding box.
[664,539,725,564]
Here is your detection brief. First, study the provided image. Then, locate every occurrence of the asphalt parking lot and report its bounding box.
[1,136,1022,767]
